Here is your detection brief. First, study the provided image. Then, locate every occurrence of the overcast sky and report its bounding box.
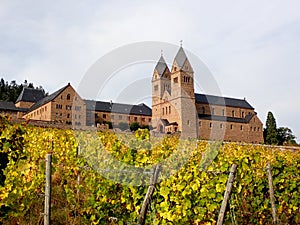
[1,0,300,140]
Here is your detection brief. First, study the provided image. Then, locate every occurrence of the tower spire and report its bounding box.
[180,40,183,47]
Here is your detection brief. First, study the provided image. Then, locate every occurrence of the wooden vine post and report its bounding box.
[266,162,278,224]
[138,164,161,225]
[44,153,52,225]
[217,163,238,225]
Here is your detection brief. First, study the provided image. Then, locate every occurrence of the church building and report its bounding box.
[152,46,264,143]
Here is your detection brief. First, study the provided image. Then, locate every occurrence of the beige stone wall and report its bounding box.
[199,114,264,144]
[196,103,253,118]
[25,102,51,121]
[89,111,151,128]
[15,101,35,109]
[24,85,86,126]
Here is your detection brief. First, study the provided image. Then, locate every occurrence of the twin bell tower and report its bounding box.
[151,45,198,138]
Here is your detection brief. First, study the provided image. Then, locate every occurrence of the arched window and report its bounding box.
[67,94,71,100]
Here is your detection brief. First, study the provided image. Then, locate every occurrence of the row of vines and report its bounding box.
[0,116,299,224]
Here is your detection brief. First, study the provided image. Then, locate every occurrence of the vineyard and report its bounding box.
[0,116,299,224]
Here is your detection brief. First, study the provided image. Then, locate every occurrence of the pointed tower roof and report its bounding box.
[174,46,188,69]
[155,55,169,76]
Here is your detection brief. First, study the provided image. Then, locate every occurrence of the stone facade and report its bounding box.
[23,84,86,127]
[85,100,152,128]
[152,46,264,143]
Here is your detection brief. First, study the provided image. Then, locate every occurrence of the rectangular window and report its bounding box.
[142,117,145,122]
[222,109,225,116]
[119,115,122,120]
[134,117,137,122]
[154,85,158,91]
[111,115,114,119]
[103,114,106,119]
[148,118,151,122]
[220,123,223,128]
[173,77,178,83]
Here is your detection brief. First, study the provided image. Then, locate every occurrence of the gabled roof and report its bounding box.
[85,100,152,116]
[16,87,45,103]
[155,56,169,76]
[0,101,19,111]
[28,83,71,112]
[195,93,254,109]
[0,101,27,112]
[174,47,188,69]
[199,113,255,124]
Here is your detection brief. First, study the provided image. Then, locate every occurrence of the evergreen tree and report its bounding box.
[264,111,278,145]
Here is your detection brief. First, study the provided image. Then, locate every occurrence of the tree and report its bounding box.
[277,127,297,145]
[0,78,47,102]
[130,122,140,131]
[264,111,278,145]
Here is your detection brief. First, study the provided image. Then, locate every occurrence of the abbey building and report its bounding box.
[0,46,264,143]
[152,46,264,143]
